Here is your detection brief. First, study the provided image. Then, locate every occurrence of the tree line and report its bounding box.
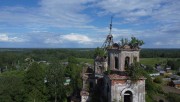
[140,48,180,58]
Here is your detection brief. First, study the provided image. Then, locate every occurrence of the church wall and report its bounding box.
[108,50,140,71]
[119,51,140,71]
[94,61,108,74]
[109,79,145,102]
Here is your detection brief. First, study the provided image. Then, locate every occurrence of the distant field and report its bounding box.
[76,58,94,64]
[140,58,166,66]
[76,58,179,66]
[140,58,179,66]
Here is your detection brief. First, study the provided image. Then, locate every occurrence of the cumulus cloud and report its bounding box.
[0,34,26,42]
[44,33,94,44]
[61,33,92,43]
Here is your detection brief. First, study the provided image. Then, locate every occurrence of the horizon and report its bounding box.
[0,0,179,48]
[0,48,180,49]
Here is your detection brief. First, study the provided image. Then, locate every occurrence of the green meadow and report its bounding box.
[140,58,180,66]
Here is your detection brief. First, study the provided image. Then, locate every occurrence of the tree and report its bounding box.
[119,38,129,46]
[167,59,180,70]
[94,47,105,57]
[0,71,25,102]
[146,65,156,73]
[24,62,47,102]
[65,57,83,97]
[46,61,66,102]
[153,76,163,84]
[119,37,144,49]
[127,62,145,82]
[126,62,163,101]
[129,37,144,49]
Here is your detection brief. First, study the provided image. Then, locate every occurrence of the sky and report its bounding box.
[0,0,179,48]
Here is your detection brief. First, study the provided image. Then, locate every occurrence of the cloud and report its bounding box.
[44,33,94,44]
[0,0,95,28]
[154,38,180,45]
[0,0,179,48]
[96,0,160,16]
[0,34,26,42]
[96,0,180,24]
[61,33,92,43]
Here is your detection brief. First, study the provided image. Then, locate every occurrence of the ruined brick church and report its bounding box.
[81,18,145,102]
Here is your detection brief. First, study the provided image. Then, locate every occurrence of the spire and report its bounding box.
[102,16,114,50]
[109,16,113,35]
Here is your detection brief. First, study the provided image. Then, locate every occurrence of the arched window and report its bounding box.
[125,57,130,68]
[115,57,119,69]
[124,91,133,102]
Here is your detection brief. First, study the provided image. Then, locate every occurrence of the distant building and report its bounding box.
[150,73,160,77]
[170,75,180,80]
[171,80,180,89]
[64,77,71,86]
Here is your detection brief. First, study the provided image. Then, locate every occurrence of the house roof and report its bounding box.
[173,80,180,85]
[170,75,180,80]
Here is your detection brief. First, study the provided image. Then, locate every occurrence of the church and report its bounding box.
[81,18,146,102]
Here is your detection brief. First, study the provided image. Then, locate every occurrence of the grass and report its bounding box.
[140,58,166,66]
[76,58,94,64]
[140,58,179,66]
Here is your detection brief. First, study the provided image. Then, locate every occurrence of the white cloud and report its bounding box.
[44,33,94,44]
[96,0,180,23]
[0,0,95,28]
[61,33,92,43]
[96,0,161,15]
[0,34,26,42]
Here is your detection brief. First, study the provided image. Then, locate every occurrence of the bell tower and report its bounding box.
[107,45,140,71]
[99,17,145,102]
[103,44,145,102]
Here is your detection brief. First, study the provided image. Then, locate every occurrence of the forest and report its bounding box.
[0,48,180,102]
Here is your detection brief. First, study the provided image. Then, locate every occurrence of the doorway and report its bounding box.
[124,91,132,102]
